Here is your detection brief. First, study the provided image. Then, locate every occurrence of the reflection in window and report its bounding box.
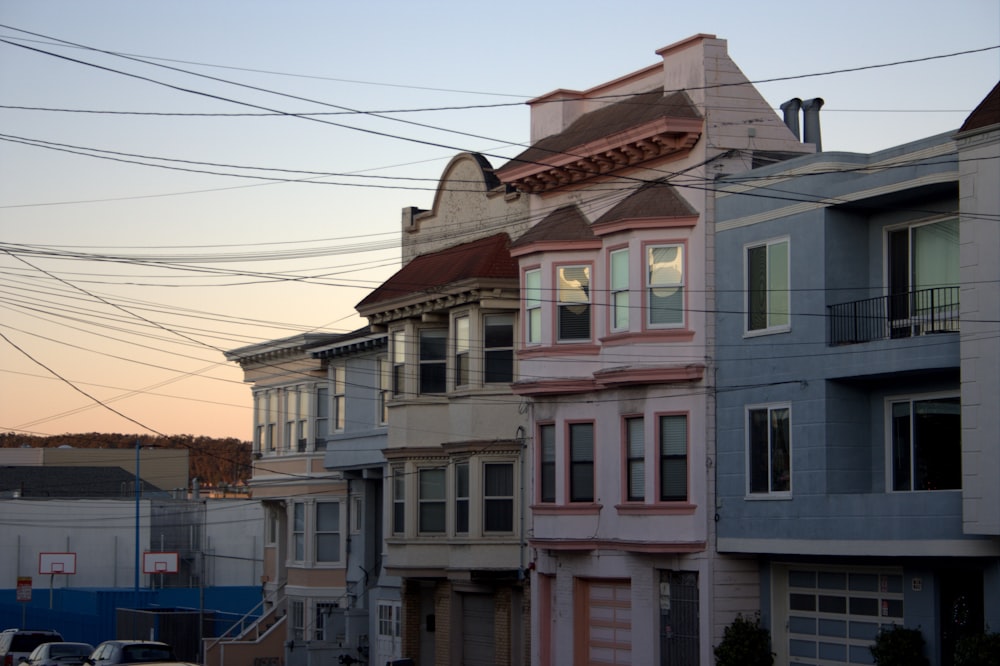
[610,249,630,330]
[558,265,591,341]
[525,269,542,344]
[891,396,960,491]
[749,405,791,494]
[648,245,684,326]
[484,314,514,383]
[419,329,447,394]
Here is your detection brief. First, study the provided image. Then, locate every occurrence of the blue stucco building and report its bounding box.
[713,84,1000,666]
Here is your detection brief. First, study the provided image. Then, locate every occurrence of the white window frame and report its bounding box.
[314,601,338,641]
[646,243,685,328]
[538,423,556,504]
[885,391,961,492]
[418,467,447,533]
[292,501,306,562]
[391,329,406,397]
[454,314,470,387]
[483,462,515,533]
[377,356,390,425]
[483,313,515,383]
[745,237,790,335]
[455,461,469,534]
[746,403,792,498]
[418,328,447,395]
[315,384,330,450]
[290,599,305,641]
[392,466,405,535]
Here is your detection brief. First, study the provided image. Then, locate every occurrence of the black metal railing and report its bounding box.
[828,286,959,345]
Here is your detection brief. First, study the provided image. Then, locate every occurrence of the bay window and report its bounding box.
[525,269,542,344]
[292,502,305,561]
[455,315,470,387]
[455,461,469,534]
[419,329,447,394]
[484,463,514,532]
[391,330,406,396]
[315,386,329,450]
[315,501,341,563]
[610,248,630,331]
[539,424,556,503]
[332,365,345,432]
[392,467,405,534]
[484,314,514,383]
[418,468,446,533]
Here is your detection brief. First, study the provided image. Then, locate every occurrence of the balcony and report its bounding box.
[828,287,959,345]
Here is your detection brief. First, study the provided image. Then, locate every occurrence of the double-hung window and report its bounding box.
[455,462,469,534]
[284,389,296,452]
[484,314,514,383]
[538,424,556,503]
[418,468,446,533]
[748,405,791,495]
[569,422,595,502]
[625,417,645,502]
[610,249,630,331]
[292,502,305,561]
[659,415,688,502]
[557,265,591,341]
[524,269,542,344]
[253,392,265,455]
[391,330,406,396]
[455,315,470,387]
[484,462,514,532]
[315,501,340,563]
[889,395,960,491]
[315,386,330,450]
[392,467,405,534]
[647,244,684,326]
[315,601,337,640]
[419,329,447,394]
[295,387,307,450]
[332,366,345,432]
[746,238,790,333]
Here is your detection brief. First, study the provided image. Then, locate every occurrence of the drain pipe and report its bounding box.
[802,98,825,151]
[779,98,802,141]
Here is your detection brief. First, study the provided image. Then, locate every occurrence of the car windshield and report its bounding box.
[120,646,175,662]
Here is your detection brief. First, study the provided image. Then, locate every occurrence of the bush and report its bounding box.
[714,613,774,666]
[870,625,929,666]
[954,631,1000,666]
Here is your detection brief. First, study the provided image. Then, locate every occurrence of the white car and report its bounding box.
[20,642,93,666]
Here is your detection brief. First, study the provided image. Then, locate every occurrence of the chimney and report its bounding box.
[779,98,802,141]
[802,98,825,151]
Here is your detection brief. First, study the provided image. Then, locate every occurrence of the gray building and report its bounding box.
[714,84,1000,665]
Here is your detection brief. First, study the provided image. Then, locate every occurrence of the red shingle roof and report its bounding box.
[357,233,516,311]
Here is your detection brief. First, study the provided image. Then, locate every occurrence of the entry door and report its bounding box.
[375,601,401,666]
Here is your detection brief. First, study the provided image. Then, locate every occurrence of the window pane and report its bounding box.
[484,314,514,348]
[484,463,514,532]
[770,408,790,492]
[747,245,767,330]
[749,408,770,493]
[913,219,959,289]
[912,397,961,490]
[627,417,644,501]
[420,329,446,360]
[540,424,556,503]
[455,462,469,533]
[558,266,591,340]
[648,245,683,327]
[485,314,514,383]
[293,503,305,532]
[611,250,630,329]
[485,463,513,496]
[316,533,340,562]
[891,401,912,491]
[316,503,339,531]
[419,329,447,394]
[419,468,445,533]
[768,241,789,326]
[455,316,469,386]
[485,499,513,532]
[420,468,445,499]
[419,503,446,532]
[570,423,594,502]
[525,269,541,307]
[660,415,688,501]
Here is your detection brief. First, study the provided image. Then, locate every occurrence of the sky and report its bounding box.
[0,1,997,441]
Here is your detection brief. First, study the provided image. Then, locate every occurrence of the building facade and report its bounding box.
[494,34,814,665]
[714,83,1000,666]
[356,152,532,666]
[225,327,392,666]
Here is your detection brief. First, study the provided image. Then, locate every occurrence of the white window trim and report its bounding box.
[744,236,791,337]
[609,248,630,332]
[483,460,517,534]
[745,402,793,499]
[556,263,593,343]
[314,500,342,564]
[524,268,542,345]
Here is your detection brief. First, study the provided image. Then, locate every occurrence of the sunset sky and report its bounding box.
[1,0,997,441]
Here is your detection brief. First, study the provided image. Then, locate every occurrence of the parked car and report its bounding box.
[0,630,64,666]
[19,642,93,666]
[84,642,176,666]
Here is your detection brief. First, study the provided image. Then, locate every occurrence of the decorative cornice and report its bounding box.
[591,215,699,236]
[593,364,705,387]
[511,377,598,396]
[502,117,702,194]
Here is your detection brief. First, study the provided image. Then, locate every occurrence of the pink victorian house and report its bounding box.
[496,34,814,665]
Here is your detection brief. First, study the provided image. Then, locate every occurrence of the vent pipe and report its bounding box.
[802,97,825,151]
[779,98,802,141]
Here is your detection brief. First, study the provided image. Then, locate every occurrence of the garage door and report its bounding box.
[782,566,904,666]
[462,593,495,666]
[578,579,631,665]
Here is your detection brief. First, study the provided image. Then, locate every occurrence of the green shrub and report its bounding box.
[870,625,929,666]
[954,631,1000,666]
[714,613,774,666]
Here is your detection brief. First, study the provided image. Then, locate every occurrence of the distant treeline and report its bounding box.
[0,433,252,487]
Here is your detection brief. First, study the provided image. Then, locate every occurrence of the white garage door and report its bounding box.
[781,566,904,666]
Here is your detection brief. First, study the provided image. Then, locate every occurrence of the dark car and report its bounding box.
[84,642,176,666]
[0,630,64,666]
[20,642,93,666]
